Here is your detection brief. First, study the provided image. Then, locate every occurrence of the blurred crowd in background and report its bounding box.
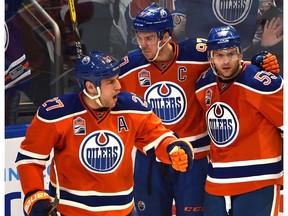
[5,0,283,126]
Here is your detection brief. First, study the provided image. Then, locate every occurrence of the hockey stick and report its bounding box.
[49,0,85,86]
[67,0,84,58]
[47,159,60,216]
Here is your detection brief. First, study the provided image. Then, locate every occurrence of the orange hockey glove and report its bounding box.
[24,190,57,216]
[167,140,194,172]
[251,51,280,74]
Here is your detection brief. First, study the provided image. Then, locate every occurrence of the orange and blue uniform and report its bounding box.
[16,91,179,216]
[195,63,283,215]
[119,39,210,215]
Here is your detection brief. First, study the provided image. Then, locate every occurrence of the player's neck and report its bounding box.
[81,92,102,110]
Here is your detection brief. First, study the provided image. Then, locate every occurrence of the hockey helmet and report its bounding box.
[207,25,241,52]
[75,51,120,89]
[133,3,173,38]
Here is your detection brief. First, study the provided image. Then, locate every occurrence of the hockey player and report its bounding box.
[15,51,194,216]
[119,4,210,215]
[195,25,283,215]
[119,3,281,216]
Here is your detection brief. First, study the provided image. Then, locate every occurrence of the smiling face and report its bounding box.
[210,47,242,79]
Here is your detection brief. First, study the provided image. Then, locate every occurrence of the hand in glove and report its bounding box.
[251,51,280,74]
[24,191,58,216]
[167,140,194,172]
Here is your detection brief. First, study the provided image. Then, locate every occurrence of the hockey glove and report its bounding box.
[251,51,280,74]
[24,191,57,216]
[167,140,194,172]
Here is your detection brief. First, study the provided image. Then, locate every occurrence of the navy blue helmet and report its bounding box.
[207,25,241,52]
[75,51,120,89]
[133,3,173,39]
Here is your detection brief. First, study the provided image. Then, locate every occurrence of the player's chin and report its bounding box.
[220,68,233,75]
[142,51,152,59]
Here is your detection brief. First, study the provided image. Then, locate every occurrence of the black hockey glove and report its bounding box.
[24,191,57,216]
[251,51,280,74]
[167,140,194,172]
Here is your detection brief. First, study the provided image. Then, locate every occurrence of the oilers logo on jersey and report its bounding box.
[79,130,124,173]
[212,0,253,25]
[144,81,187,125]
[206,102,239,147]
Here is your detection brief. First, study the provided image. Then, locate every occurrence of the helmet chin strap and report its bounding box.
[83,87,104,107]
[143,36,171,62]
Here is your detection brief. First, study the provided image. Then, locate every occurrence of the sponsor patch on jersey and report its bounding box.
[138,69,151,86]
[79,130,124,173]
[73,117,86,135]
[144,81,187,125]
[206,102,239,147]
[212,0,253,25]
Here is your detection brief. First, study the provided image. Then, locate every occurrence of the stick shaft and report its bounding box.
[67,0,84,58]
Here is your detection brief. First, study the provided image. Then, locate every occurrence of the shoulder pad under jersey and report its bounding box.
[178,38,208,61]
[119,49,149,75]
[37,92,85,121]
[113,91,152,112]
[236,65,283,93]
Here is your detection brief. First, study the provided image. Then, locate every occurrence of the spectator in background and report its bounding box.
[77,0,114,55]
[5,0,31,125]
[183,0,283,77]
[184,0,259,51]
[244,0,283,76]
[59,0,127,61]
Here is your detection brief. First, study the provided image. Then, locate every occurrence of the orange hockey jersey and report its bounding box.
[195,63,283,196]
[15,91,178,215]
[119,39,211,159]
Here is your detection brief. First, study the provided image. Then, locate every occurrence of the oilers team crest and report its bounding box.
[212,0,252,25]
[144,81,187,125]
[79,130,124,173]
[206,102,239,147]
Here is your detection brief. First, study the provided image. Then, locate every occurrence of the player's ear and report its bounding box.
[160,32,171,46]
[85,81,97,94]
[163,31,170,40]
